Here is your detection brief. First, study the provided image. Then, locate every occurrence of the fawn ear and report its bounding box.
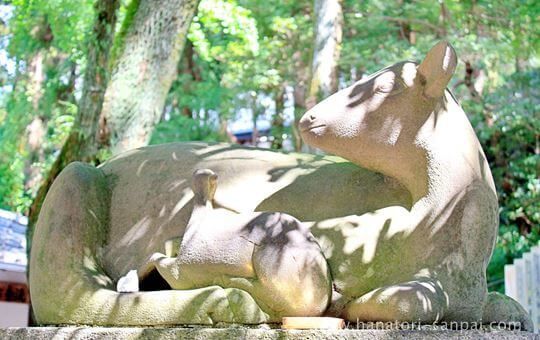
[417,41,457,98]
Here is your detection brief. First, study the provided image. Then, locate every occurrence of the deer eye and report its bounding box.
[373,72,397,94]
[376,76,407,96]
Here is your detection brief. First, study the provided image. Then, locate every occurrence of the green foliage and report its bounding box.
[109,0,140,68]
[8,0,94,61]
[180,0,258,115]
[150,112,223,144]
[0,0,94,212]
[0,69,36,212]
[191,0,259,63]
[337,0,538,291]
[152,0,312,146]
[470,70,539,292]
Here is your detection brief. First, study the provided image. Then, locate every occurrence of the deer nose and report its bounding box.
[299,112,318,132]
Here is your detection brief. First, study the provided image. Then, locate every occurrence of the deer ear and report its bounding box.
[417,41,457,98]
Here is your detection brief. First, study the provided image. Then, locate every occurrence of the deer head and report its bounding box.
[299,41,458,201]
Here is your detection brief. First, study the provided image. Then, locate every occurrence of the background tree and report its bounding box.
[28,0,120,231]
[306,0,342,109]
[101,0,200,155]
[26,0,200,237]
[0,0,95,213]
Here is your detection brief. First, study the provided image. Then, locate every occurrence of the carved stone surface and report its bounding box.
[29,41,532,329]
[1,327,538,340]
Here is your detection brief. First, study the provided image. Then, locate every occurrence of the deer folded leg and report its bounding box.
[137,252,169,279]
[343,277,448,323]
[483,292,533,331]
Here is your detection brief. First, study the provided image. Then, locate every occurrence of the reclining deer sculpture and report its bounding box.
[30,41,531,329]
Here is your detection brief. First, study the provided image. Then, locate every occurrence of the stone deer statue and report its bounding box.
[30,41,531,329]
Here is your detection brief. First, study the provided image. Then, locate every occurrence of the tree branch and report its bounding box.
[378,16,446,35]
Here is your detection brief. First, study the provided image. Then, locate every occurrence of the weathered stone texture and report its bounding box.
[0,327,538,340]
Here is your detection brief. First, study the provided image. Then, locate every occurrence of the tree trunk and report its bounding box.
[28,0,120,231]
[23,51,46,190]
[99,0,200,155]
[292,85,305,151]
[301,0,342,153]
[271,87,286,149]
[306,0,343,109]
[250,94,260,146]
[464,60,481,100]
[185,40,202,82]
[27,52,45,111]
[180,40,201,118]
[396,0,416,44]
[24,57,74,197]
[439,1,449,37]
[22,20,50,199]
[77,0,121,159]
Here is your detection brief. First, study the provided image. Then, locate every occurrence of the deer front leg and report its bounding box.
[343,276,448,323]
[117,253,176,293]
[138,252,196,290]
[137,252,170,279]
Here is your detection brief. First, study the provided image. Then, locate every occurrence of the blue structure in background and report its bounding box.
[0,210,29,326]
[0,209,27,272]
[233,127,271,145]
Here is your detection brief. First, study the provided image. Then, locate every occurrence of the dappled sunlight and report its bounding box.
[98,140,410,282]
[344,276,448,323]
[401,62,418,87]
[101,148,143,164]
[56,94,493,323]
[117,216,152,247]
[87,208,100,226]
[123,164,337,317]
[32,76,500,323]
[77,284,273,325]
[136,159,149,177]
[32,133,495,325]
[313,206,413,262]
[258,162,411,221]
[192,142,232,156]
[302,180,488,318]
[167,178,187,192]
[266,160,318,183]
[342,219,384,260]
[169,187,193,221]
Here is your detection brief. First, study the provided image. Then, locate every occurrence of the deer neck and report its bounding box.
[346,143,432,208]
[349,94,483,216]
[193,195,214,208]
[184,196,213,238]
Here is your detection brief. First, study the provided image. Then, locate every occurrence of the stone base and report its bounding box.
[0,327,538,339]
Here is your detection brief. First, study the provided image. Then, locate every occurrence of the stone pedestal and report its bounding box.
[1,327,538,339]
